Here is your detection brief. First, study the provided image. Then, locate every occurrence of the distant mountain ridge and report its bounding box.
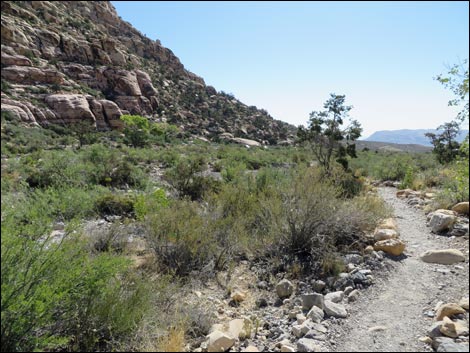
[363,129,469,146]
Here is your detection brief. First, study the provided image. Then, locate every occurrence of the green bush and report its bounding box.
[1,210,151,352]
[399,166,416,190]
[120,115,152,147]
[134,188,169,221]
[165,156,220,200]
[145,200,217,276]
[95,193,136,217]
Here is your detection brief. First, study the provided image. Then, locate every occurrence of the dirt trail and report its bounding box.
[329,187,469,352]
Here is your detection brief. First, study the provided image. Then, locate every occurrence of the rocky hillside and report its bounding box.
[1,1,295,144]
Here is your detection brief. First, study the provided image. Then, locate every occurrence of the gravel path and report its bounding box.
[329,187,469,352]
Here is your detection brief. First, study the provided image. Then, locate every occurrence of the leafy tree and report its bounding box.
[425,121,461,164]
[297,94,362,172]
[435,59,469,123]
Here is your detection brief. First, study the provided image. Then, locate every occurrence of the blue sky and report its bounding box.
[112,1,469,138]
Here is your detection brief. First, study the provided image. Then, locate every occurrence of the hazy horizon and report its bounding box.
[112,1,469,138]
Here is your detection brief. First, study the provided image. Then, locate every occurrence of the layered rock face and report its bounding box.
[1,1,294,144]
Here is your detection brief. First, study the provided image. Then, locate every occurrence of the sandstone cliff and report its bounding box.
[1,1,295,144]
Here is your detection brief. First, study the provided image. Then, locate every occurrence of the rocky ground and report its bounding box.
[182,186,469,352]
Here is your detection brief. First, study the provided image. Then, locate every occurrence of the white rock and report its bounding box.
[428,211,457,233]
[297,338,322,352]
[325,291,344,303]
[306,306,324,323]
[301,293,324,310]
[206,330,235,352]
[323,300,348,318]
[374,228,399,241]
[276,279,294,299]
[420,249,465,265]
[347,289,360,303]
[280,345,296,352]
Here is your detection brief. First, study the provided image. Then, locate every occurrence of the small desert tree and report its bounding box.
[298,94,362,173]
[425,121,461,164]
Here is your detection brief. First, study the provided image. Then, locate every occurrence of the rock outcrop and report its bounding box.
[1,1,295,143]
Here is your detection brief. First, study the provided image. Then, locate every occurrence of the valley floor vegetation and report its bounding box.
[1,112,468,352]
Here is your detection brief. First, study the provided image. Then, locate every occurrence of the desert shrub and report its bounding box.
[329,166,364,198]
[83,144,148,189]
[120,114,152,148]
[24,150,82,188]
[134,188,169,221]
[157,149,181,167]
[36,186,100,221]
[179,304,215,338]
[1,212,151,352]
[340,194,392,233]
[95,193,136,217]
[165,156,220,200]
[145,200,217,276]
[399,166,416,189]
[279,168,340,261]
[1,119,64,156]
[156,327,185,352]
[221,161,247,183]
[320,253,346,277]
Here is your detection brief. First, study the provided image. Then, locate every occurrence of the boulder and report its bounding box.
[280,345,296,352]
[306,306,324,323]
[243,346,259,352]
[312,280,326,292]
[45,94,95,123]
[276,279,294,299]
[114,95,152,115]
[347,289,360,303]
[452,202,469,215]
[433,337,469,352]
[373,239,406,256]
[227,318,251,340]
[1,103,37,124]
[206,330,235,352]
[104,69,142,96]
[374,228,399,241]
[135,69,158,97]
[231,137,261,147]
[427,210,457,233]
[2,65,64,84]
[420,249,465,265]
[324,291,344,303]
[297,338,322,352]
[99,99,123,128]
[459,297,469,310]
[323,300,347,318]
[435,303,466,321]
[1,52,32,66]
[301,293,324,310]
[439,317,469,338]
[428,321,444,338]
